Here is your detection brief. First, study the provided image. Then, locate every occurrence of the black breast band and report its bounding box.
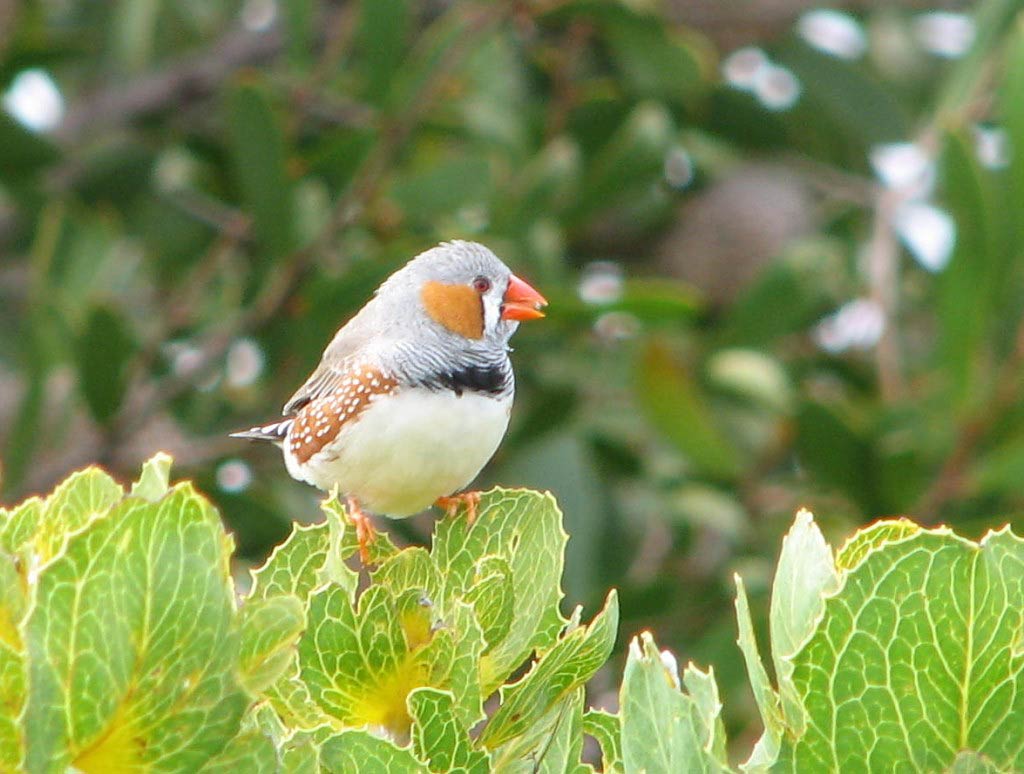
[422,363,510,397]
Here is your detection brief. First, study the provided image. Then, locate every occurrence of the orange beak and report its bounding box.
[501,274,547,321]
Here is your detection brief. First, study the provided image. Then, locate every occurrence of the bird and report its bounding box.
[231,240,547,561]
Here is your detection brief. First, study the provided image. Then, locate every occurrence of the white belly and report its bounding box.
[285,388,512,516]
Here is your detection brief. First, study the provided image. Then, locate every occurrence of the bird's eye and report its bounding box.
[472,276,491,293]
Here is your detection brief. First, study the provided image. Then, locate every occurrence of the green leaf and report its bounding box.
[455,32,530,151]
[197,731,279,774]
[374,547,441,603]
[947,750,1007,774]
[716,241,841,349]
[75,304,136,426]
[489,688,588,774]
[530,688,588,774]
[1002,17,1024,237]
[32,467,123,564]
[775,45,908,154]
[0,111,60,177]
[282,0,315,69]
[1,364,45,498]
[936,130,1008,410]
[112,0,161,71]
[733,575,781,773]
[683,663,729,764]
[619,632,728,773]
[23,484,247,773]
[582,709,622,774]
[384,2,484,113]
[480,590,618,750]
[777,526,1024,771]
[358,0,411,103]
[613,278,704,325]
[432,488,567,693]
[597,7,704,103]
[795,400,871,511]
[247,508,358,730]
[390,154,492,222]
[130,452,172,502]
[226,81,296,262]
[707,349,793,416]
[299,584,450,735]
[250,522,332,601]
[0,497,43,555]
[0,552,25,771]
[834,518,920,572]
[238,595,305,693]
[279,730,323,774]
[769,509,839,735]
[462,554,513,648]
[320,730,427,773]
[441,600,487,730]
[242,701,289,745]
[571,102,675,224]
[635,339,740,481]
[935,0,1022,122]
[408,688,490,773]
[324,493,397,578]
[250,498,359,603]
[497,137,582,231]
[263,661,335,732]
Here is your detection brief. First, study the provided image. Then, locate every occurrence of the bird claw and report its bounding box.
[345,496,377,565]
[435,491,482,525]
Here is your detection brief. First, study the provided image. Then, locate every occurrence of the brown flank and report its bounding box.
[289,367,398,463]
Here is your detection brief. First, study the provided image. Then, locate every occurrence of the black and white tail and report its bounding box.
[229,418,293,444]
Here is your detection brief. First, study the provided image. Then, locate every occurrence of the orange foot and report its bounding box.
[435,491,482,525]
[346,496,377,564]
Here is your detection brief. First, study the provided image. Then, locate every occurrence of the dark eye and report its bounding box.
[472,276,491,293]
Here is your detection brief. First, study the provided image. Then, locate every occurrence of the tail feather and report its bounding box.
[230,418,293,443]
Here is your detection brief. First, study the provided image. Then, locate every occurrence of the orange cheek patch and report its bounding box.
[420,281,484,339]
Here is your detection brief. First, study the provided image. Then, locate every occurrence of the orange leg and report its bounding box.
[435,491,482,525]
[346,496,377,564]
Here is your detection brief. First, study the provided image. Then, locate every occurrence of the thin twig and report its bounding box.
[543,19,592,139]
[54,25,284,146]
[865,185,905,402]
[915,317,1024,521]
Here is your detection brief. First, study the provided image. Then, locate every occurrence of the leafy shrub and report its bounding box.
[1,456,1022,772]
[9,1,1024,754]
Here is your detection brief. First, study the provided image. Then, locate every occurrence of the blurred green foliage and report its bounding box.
[3,0,1024,759]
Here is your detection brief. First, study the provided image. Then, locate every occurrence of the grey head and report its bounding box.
[296,241,545,406]
[377,240,521,349]
[370,241,526,395]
